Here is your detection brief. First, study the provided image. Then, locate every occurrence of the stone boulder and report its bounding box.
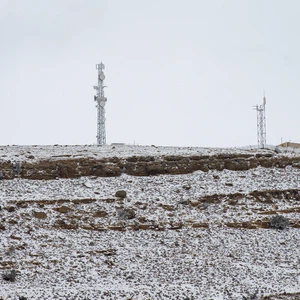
[117,208,136,220]
[115,190,127,198]
[93,210,108,218]
[34,211,47,219]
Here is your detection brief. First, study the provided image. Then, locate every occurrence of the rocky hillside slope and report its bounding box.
[0,145,299,300]
[0,145,300,180]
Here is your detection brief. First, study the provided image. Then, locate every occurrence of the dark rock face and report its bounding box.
[115,190,127,198]
[6,206,16,212]
[57,206,71,214]
[34,211,47,219]
[262,292,300,300]
[0,153,299,180]
[93,210,108,218]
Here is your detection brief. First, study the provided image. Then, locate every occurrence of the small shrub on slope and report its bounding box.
[2,269,16,282]
[270,215,289,230]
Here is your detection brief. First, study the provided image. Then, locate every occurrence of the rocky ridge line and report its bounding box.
[1,152,300,180]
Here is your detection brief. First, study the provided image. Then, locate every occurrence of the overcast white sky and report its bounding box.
[0,0,299,147]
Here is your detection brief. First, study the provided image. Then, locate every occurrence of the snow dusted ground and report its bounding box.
[1,228,299,300]
[0,145,299,299]
[0,144,295,163]
[1,167,299,228]
[1,166,299,202]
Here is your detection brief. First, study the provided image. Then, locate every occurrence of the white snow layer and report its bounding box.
[0,145,299,300]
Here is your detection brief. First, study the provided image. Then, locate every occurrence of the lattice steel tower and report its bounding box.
[253,94,267,149]
[93,62,107,146]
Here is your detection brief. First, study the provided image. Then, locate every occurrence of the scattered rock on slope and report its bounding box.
[83,180,93,188]
[34,211,47,219]
[94,210,108,218]
[58,206,71,214]
[6,206,16,212]
[117,208,135,220]
[115,190,127,198]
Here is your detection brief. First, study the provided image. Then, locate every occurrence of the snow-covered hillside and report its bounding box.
[1,144,299,163]
[0,145,263,162]
[0,145,299,299]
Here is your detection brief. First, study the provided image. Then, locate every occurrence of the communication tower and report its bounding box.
[93,62,107,146]
[253,93,267,149]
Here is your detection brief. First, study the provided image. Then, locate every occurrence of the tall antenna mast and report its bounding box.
[253,93,267,149]
[93,62,107,146]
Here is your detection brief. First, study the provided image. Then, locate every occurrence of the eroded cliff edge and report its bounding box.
[1,152,300,179]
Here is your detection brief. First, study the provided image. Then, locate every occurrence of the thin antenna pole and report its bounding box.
[93,62,107,146]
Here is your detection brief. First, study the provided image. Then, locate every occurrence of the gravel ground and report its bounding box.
[1,228,300,300]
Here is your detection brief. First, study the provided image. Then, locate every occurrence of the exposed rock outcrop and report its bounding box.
[1,153,300,180]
